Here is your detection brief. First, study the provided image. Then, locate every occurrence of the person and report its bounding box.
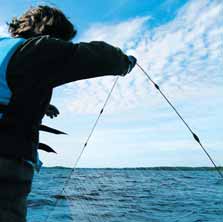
[0,5,136,222]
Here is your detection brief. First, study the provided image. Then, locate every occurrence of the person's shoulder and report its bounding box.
[38,35,76,50]
[21,35,66,48]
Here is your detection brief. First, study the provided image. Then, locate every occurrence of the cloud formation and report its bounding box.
[59,0,222,114]
[0,24,8,36]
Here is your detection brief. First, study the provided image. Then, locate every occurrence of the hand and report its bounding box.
[128,55,137,73]
[121,55,137,76]
[45,104,60,118]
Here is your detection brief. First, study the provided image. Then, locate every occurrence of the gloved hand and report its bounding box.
[121,55,137,76]
[128,55,137,72]
[45,104,60,118]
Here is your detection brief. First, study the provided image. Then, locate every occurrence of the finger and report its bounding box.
[55,109,60,115]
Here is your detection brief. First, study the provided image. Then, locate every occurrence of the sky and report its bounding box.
[0,0,222,168]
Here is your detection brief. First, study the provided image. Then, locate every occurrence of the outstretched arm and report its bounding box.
[9,36,133,89]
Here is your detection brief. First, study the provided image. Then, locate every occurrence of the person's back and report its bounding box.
[0,5,136,221]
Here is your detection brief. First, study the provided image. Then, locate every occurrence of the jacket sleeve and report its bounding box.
[8,36,130,89]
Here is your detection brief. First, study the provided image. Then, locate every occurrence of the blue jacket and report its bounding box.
[0,37,25,115]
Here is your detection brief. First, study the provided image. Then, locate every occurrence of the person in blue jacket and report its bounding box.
[0,5,136,221]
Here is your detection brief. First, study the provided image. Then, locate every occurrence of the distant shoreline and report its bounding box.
[43,166,223,171]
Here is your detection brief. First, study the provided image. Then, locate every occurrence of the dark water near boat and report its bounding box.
[27,167,223,222]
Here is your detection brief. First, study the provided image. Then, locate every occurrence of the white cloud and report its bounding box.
[80,16,150,49]
[0,24,9,36]
[57,0,223,115]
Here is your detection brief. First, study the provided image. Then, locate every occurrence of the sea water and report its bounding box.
[27,167,223,222]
